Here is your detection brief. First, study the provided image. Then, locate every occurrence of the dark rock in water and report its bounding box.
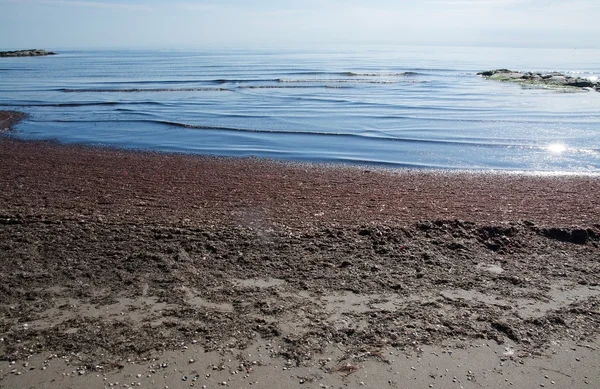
[0,49,56,57]
[478,69,512,77]
[477,69,599,92]
[567,79,595,88]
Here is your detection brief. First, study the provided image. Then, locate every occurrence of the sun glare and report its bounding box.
[547,143,567,154]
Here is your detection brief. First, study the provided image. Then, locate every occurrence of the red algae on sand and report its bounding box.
[0,135,599,227]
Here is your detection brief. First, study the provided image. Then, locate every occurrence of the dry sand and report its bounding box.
[0,111,599,388]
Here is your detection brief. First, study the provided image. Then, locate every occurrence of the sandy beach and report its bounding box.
[0,110,599,388]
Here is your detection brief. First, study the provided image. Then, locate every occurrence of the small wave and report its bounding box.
[7,101,164,108]
[212,78,279,84]
[53,102,122,107]
[412,68,460,72]
[149,120,544,149]
[347,71,422,77]
[239,85,351,89]
[281,71,421,77]
[62,87,229,93]
[283,71,357,76]
[43,118,591,153]
[0,68,36,72]
[86,78,277,86]
[277,78,398,84]
[568,71,599,75]
[3,101,119,108]
[93,79,213,85]
[155,120,300,133]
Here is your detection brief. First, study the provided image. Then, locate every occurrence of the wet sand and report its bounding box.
[1,111,599,388]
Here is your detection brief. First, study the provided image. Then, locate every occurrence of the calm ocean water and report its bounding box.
[1,46,599,172]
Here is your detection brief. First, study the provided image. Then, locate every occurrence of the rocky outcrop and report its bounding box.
[478,69,599,92]
[0,49,56,57]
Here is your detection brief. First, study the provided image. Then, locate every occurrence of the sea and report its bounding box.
[1,45,599,173]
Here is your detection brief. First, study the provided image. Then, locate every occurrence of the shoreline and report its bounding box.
[3,110,600,177]
[1,111,599,227]
[1,110,599,387]
[1,135,600,227]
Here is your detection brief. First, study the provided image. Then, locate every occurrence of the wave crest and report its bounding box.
[62,87,229,93]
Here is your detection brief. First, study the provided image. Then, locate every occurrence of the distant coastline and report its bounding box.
[0,49,56,57]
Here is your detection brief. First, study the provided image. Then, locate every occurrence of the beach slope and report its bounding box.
[1,111,598,388]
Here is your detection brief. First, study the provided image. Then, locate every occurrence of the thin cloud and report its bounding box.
[169,1,305,15]
[5,0,152,11]
[425,0,519,5]
[427,0,600,9]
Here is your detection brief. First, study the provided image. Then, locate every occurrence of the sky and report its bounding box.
[1,0,599,49]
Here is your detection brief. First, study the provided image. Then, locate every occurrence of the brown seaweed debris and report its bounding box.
[0,110,26,132]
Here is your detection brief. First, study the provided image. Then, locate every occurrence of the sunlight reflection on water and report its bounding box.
[547,143,567,154]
